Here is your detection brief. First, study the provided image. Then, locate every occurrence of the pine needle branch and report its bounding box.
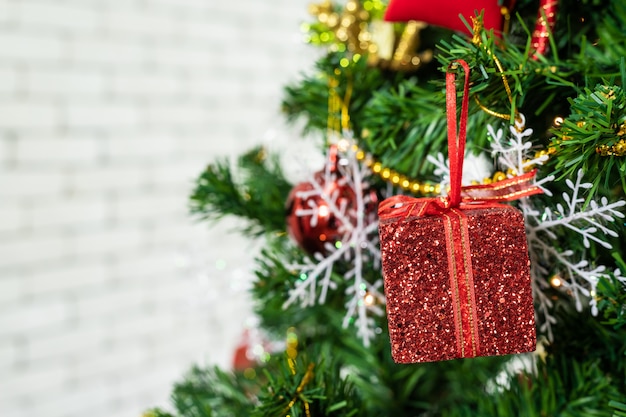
[189,147,292,237]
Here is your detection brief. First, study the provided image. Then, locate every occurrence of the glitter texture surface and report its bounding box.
[379,205,536,363]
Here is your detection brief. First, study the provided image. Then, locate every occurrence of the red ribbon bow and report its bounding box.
[378,59,542,221]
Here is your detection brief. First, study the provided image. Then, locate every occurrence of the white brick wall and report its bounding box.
[0,1,315,416]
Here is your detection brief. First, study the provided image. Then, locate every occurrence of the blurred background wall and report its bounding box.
[0,1,314,416]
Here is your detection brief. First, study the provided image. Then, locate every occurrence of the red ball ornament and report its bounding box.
[232,329,257,371]
[231,328,273,371]
[286,145,376,255]
[384,0,516,36]
[530,0,559,59]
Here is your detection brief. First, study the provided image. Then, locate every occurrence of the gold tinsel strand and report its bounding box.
[283,363,315,417]
[471,16,517,122]
[282,328,314,417]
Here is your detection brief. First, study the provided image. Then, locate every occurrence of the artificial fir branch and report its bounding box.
[151,366,255,417]
[584,0,626,66]
[441,306,626,417]
[597,274,626,330]
[251,236,377,341]
[189,147,292,237]
[611,400,626,417]
[282,53,407,139]
[362,80,445,175]
[550,84,626,198]
[445,358,621,417]
[251,353,362,417]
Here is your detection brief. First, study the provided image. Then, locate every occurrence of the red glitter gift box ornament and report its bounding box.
[378,60,540,363]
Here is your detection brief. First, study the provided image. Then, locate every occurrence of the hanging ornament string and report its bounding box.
[446,60,471,207]
[327,70,442,195]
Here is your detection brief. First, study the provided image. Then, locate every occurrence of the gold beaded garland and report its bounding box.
[352,143,442,195]
[475,146,555,185]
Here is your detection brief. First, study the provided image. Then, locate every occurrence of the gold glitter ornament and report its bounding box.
[308,0,371,54]
[385,20,433,71]
[364,19,434,71]
[307,0,433,72]
[596,138,626,157]
[595,121,626,156]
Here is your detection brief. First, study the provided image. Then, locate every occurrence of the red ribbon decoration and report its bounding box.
[378,59,542,358]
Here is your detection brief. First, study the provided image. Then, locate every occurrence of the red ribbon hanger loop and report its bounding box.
[446,59,471,208]
[378,59,542,222]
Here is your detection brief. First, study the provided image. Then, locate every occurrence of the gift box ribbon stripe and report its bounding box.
[444,209,480,357]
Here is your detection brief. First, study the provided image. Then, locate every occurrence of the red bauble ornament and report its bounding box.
[530,0,559,59]
[286,147,353,255]
[384,0,516,36]
[286,145,376,255]
[231,328,274,371]
[232,329,256,371]
[286,180,344,255]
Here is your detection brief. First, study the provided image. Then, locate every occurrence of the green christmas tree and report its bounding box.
[148,0,626,415]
